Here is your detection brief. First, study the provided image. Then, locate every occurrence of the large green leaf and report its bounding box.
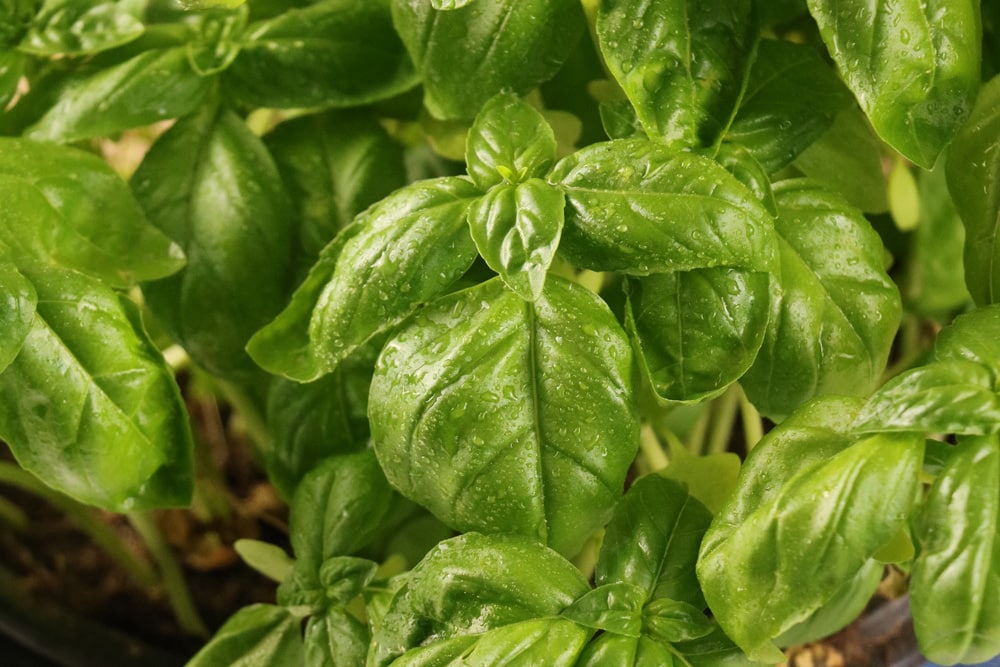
[18,0,144,56]
[947,74,1000,305]
[0,259,35,374]
[391,0,585,119]
[369,532,590,667]
[934,304,1000,380]
[369,277,638,556]
[740,180,901,419]
[304,607,370,667]
[132,103,293,382]
[806,0,981,168]
[0,267,193,511]
[247,177,480,382]
[0,138,185,288]
[186,604,305,667]
[596,0,757,148]
[223,0,418,109]
[552,139,776,275]
[697,397,923,662]
[911,435,1000,665]
[25,47,211,143]
[576,633,678,667]
[464,92,557,191]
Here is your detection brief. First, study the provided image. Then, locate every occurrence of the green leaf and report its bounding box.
[369,532,590,667]
[465,92,557,191]
[562,583,646,637]
[935,304,1000,380]
[467,179,565,302]
[369,277,639,555]
[186,604,305,667]
[315,556,378,607]
[642,598,714,644]
[740,179,901,420]
[305,607,370,667]
[710,143,777,216]
[0,260,36,374]
[19,0,144,56]
[576,633,677,667]
[726,39,853,174]
[947,74,1000,305]
[597,475,712,607]
[698,395,923,662]
[184,6,246,77]
[233,539,293,583]
[625,268,771,403]
[597,0,757,148]
[391,0,585,119]
[676,624,769,667]
[659,441,741,516]
[0,49,24,109]
[265,109,407,264]
[0,267,193,511]
[133,103,293,382]
[223,0,418,109]
[854,360,1000,436]
[430,0,473,10]
[25,47,211,143]
[552,139,776,275]
[805,0,981,168]
[911,435,1000,665]
[0,138,185,288]
[0,0,38,46]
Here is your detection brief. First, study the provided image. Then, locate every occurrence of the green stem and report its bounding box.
[127,512,209,638]
[0,462,157,588]
[0,495,28,531]
[639,423,670,472]
[213,379,272,459]
[738,386,764,452]
[685,410,710,456]
[706,386,740,455]
[571,528,604,581]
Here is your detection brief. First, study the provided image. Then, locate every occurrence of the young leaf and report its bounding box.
[369,532,590,667]
[562,583,646,637]
[305,607,370,667]
[911,436,1000,665]
[935,304,1000,380]
[223,0,418,109]
[25,47,211,143]
[233,539,294,583]
[552,139,776,275]
[186,604,305,667]
[625,268,771,403]
[740,180,901,419]
[596,0,757,148]
[0,260,36,374]
[805,0,981,167]
[133,103,294,382]
[0,138,185,288]
[575,633,676,667]
[642,598,714,644]
[390,0,585,119]
[465,92,557,191]
[710,142,777,216]
[370,277,638,556]
[947,74,1000,305]
[467,179,565,302]
[19,0,144,56]
[248,177,480,381]
[0,267,193,511]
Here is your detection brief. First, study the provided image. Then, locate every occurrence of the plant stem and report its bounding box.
[706,386,740,455]
[738,386,764,451]
[127,512,209,638]
[212,379,272,459]
[685,410,710,456]
[639,423,670,472]
[0,462,157,588]
[0,494,28,531]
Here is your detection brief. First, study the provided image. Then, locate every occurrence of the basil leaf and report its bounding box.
[806,0,981,168]
[0,267,193,511]
[698,396,923,662]
[0,49,24,109]
[576,634,677,667]
[369,532,590,667]
[0,0,38,46]
[133,103,294,382]
[562,583,646,637]
[642,599,714,644]
[740,180,901,419]
[0,259,35,374]
[596,0,757,148]
[597,475,712,607]
[247,177,480,381]
[467,179,565,302]
[391,0,585,119]
[430,0,472,8]
[947,74,1000,305]
[187,604,305,667]
[265,109,407,264]
[370,277,639,555]
[465,92,557,191]
[233,539,293,583]
[710,143,776,216]
[726,39,852,174]
[0,138,185,288]
[305,607,370,667]
[625,268,770,403]
[935,304,1000,379]
[911,435,1000,665]
[676,624,766,667]
[553,139,776,275]
[25,47,211,143]
[19,0,144,56]
[224,0,418,109]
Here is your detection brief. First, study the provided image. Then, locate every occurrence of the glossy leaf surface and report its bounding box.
[741,180,900,419]
[247,177,480,381]
[553,139,776,275]
[133,103,293,381]
[467,179,565,302]
[186,604,304,667]
[0,267,193,511]
[935,304,1000,379]
[224,0,418,109]
[465,92,557,191]
[576,633,677,667]
[562,583,645,637]
[0,260,35,374]
[19,0,144,55]
[370,277,638,555]
[391,0,585,119]
[806,0,981,167]
[911,436,1000,665]
[597,0,756,147]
